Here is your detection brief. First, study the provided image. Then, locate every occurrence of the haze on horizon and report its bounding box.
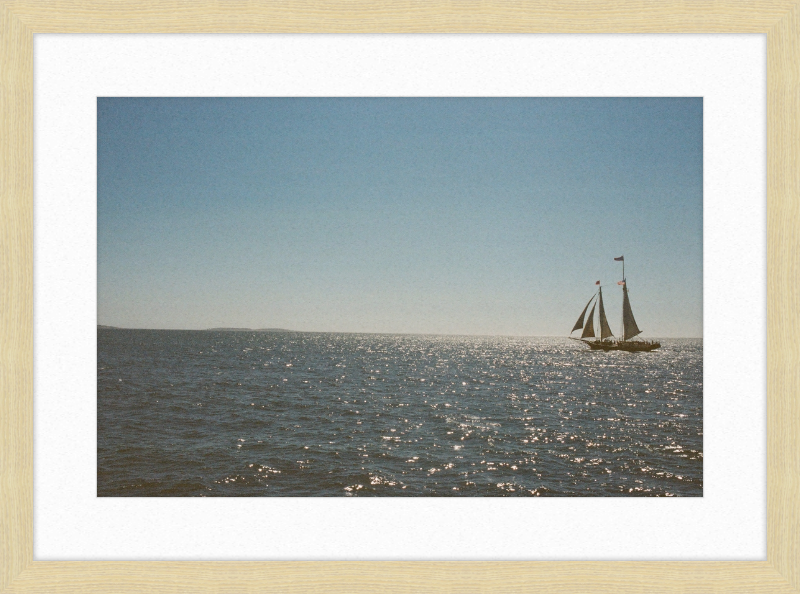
[98,98,702,338]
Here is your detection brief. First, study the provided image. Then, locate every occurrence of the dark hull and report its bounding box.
[584,339,660,352]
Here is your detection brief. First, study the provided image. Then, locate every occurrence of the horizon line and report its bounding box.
[97,325,703,339]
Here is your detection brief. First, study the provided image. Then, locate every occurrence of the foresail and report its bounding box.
[598,289,614,339]
[571,295,595,333]
[622,285,642,340]
[581,302,596,338]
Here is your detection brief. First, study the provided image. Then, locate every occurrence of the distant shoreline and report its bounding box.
[98,325,292,333]
[206,328,292,332]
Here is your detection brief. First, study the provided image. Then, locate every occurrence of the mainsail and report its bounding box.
[597,287,614,339]
[621,284,642,340]
[581,302,597,338]
[571,296,595,333]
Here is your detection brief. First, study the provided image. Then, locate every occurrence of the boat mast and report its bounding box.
[620,285,624,341]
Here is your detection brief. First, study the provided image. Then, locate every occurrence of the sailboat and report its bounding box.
[569,257,661,352]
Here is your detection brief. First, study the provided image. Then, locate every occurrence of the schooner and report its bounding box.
[569,256,661,352]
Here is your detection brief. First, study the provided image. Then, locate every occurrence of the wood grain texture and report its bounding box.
[1,1,798,592]
[2,561,799,594]
[2,0,799,32]
[768,2,800,591]
[0,1,33,593]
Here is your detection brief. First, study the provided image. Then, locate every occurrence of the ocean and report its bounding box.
[97,330,702,497]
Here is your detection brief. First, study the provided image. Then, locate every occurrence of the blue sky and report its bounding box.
[98,97,702,337]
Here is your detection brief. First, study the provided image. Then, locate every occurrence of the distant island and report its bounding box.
[206,328,292,332]
[98,325,292,332]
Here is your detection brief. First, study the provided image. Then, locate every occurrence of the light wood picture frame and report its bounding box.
[1,1,797,592]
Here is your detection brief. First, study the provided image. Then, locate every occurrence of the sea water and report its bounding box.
[98,330,702,496]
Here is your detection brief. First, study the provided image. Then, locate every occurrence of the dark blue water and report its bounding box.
[97,330,702,496]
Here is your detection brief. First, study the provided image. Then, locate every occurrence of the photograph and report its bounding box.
[97,97,703,497]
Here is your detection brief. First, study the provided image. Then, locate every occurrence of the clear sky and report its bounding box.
[98,97,702,337]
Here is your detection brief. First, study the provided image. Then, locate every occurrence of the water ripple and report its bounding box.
[98,331,702,496]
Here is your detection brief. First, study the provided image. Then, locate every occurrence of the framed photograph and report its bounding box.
[95,95,703,500]
[2,2,797,592]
